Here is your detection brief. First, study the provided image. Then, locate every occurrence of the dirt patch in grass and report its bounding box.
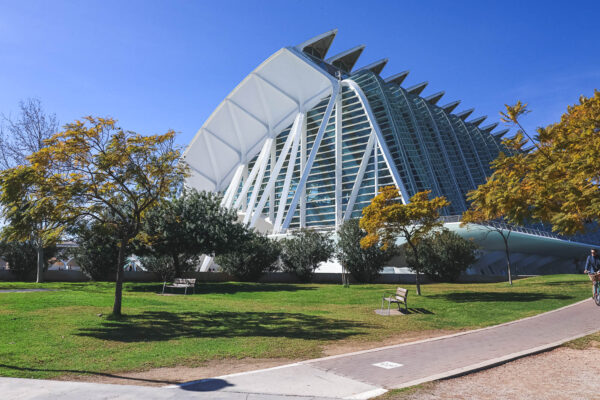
[380,347,600,400]
[56,358,296,387]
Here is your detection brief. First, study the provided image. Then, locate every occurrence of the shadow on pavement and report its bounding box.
[0,363,177,385]
[428,291,573,303]
[178,378,233,392]
[76,311,371,342]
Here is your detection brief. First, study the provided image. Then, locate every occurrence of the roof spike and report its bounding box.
[296,29,338,60]
[355,58,389,75]
[456,108,475,120]
[468,115,487,127]
[493,128,509,139]
[424,91,445,105]
[441,100,461,113]
[326,45,366,74]
[406,81,428,95]
[384,70,409,85]
[480,122,499,133]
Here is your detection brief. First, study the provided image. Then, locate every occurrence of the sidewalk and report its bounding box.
[2,299,599,399]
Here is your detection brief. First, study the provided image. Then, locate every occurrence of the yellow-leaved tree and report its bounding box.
[463,90,600,282]
[3,117,186,316]
[359,186,449,295]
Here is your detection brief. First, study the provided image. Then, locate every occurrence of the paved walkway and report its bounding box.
[2,299,599,399]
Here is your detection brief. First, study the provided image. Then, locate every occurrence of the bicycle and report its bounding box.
[589,272,600,306]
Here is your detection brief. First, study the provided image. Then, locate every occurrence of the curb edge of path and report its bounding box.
[389,326,600,390]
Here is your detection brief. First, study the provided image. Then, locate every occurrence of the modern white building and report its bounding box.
[184,30,598,275]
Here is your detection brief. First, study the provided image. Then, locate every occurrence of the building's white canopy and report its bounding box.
[183,48,335,192]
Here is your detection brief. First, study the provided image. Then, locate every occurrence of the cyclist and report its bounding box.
[583,248,600,297]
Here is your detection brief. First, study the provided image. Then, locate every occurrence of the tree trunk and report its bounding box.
[502,234,513,285]
[173,254,181,278]
[113,237,127,316]
[36,243,44,283]
[407,241,422,295]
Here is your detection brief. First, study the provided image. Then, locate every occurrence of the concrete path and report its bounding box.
[2,299,599,399]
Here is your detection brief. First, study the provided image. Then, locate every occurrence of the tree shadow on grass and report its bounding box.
[427,292,574,303]
[127,282,319,295]
[76,311,370,343]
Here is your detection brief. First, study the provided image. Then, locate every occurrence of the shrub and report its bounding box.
[414,229,479,282]
[280,229,334,282]
[0,240,55,281]
[215,231,280,282]
[336,219,394,283]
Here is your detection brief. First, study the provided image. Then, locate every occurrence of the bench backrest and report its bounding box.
[395,287,408,301]
[173,278,196,285]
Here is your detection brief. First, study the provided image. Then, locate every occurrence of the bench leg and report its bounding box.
[387,299,391,316]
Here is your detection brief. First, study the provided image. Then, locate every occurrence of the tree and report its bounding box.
[70,218,120,281]
[215,230,281,281]
[0,240,56,281]
[462,91,600,283]
[0,99,60,283]
[336,219,394,283]
[280,229,334,282]
[414,229,479,282]
[360,186,449,295]
[136,189,246,278]
[10,117,184,316]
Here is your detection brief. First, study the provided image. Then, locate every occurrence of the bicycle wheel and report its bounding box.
[595,283,600,306]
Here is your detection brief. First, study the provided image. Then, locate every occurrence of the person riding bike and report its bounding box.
[584,248,600,297]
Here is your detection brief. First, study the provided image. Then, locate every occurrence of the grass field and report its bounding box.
[0,275,592,380]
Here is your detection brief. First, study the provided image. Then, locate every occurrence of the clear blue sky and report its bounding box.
[1,0,598,146]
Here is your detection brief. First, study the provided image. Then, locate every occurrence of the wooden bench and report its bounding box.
[162,278,196,295]
[382,287,408,314]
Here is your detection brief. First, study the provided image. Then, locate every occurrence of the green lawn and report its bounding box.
[0,275,592,379]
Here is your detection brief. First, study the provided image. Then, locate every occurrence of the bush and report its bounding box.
[71,221,121,281]
[336,219,394,283]
[215,231,280,282]
[415,229,479,282]
[280,229,334,282]
[0,240,55,281]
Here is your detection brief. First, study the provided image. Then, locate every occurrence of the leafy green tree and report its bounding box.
[360,186,449,295]
[137,190,245,278]
[0,240,56,281]
[412,229,479,282]
[71,219,120,281]
[336,219,394,283]
[215,230,281,281]
[280,229,334,282]
[9,117,185,316]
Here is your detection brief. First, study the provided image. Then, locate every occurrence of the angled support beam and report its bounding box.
[282,85,339,231]
[344,132,375,221]
[273,119,303,233]
[456,108,475,120]
[243,138,274,225]
[233,138,272,210]
[334,92,343,228]
[221,164,245,208]
[342,79,409,203]
[250,113,305,228]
